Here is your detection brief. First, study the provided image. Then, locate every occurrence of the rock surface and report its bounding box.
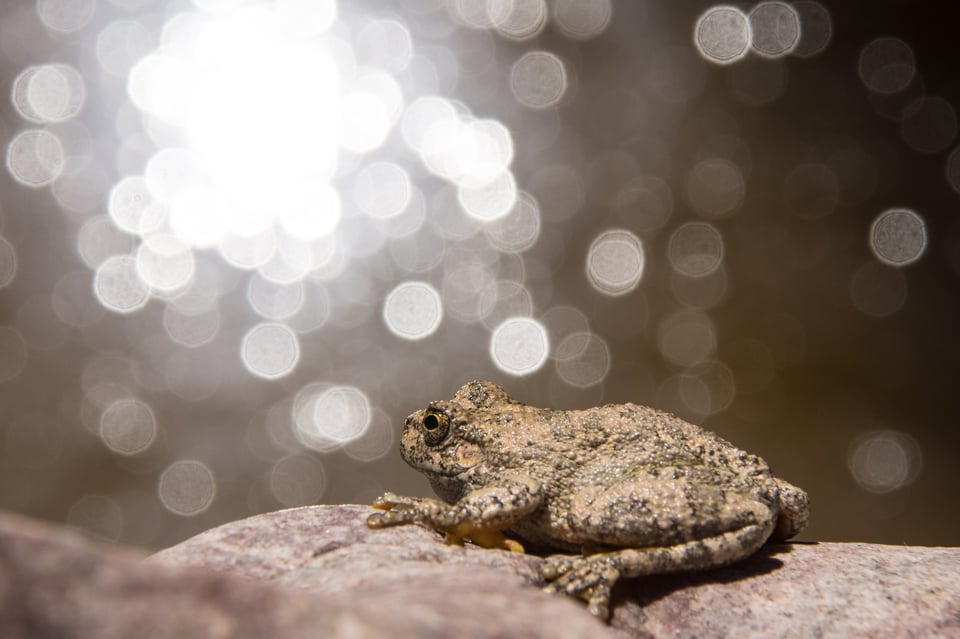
[2,505,959,638]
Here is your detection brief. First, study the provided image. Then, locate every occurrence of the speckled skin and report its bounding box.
[367,380,810,618]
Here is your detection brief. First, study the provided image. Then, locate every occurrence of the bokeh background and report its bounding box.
[0,0,958,549]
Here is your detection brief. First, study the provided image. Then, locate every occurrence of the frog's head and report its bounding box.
[399,380,518,489]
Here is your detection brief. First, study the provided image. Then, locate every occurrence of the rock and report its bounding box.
[2,505,959,638]
[0,507,621,639]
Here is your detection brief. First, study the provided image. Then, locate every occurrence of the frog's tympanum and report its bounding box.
[367,380,810,619]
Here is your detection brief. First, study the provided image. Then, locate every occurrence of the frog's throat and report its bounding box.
[427,474,467,504]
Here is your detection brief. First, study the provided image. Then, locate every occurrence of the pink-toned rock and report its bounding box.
[2,505,958,638]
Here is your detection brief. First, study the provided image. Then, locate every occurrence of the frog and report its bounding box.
[366,380,810,619]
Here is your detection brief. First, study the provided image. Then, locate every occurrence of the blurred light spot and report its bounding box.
[490,317,549,376]
[442,260,496,321]
[354,162,412,219]
[66,495,124,542]
[295,384,371,451]
[869,208,927,266]
[694,5,750,65]
[100,398,157,455]
[143,148,205,206]
[479,280,534,329]
[615,176,673,233]
[530,164,583,221]
[390,229,445,273]
[858,37,915,95]
[246,274,304,320]
[483,190,541,253]
[343,408,395,462]
[552,0,611,40]
[419,114,514,189]
[218,229,278,270]
[685,158,744,218]
[241,322,300,379]
[668,222,724,277]
[77,215,137,269]
[52,163,109,215]
[0,326,28,383]
[948,145,960,195]
[275,0,337,37]
[356,19,413,73]
[850,261,908,318]
[167,186,231,248]
[900,96,958,154]
[94,254,151,313]
[554,331,610,388]
[136,234,195,292]
[792,1,832,58]
[6,129,64,187]
[108,176,167,235]
[163,293,221,347]
[679,360,736,417]
[96,19,155,77]
[383,281,443,340]
[52,270,104,327]
[748,2,799,58]
[541,304,590,347]
[124,6,354,251]
[510,51,567,109]
[670,266,729,309]
[270,453,327,507]
[657,311,717,367]
[449,0,494,29]
[727,58,787,106]
[36,0,96,33]
[401,96,458,153]
[848,429,922,494]
[783,163,840,219]
[0,236,17,289]
[275,181,341,241]
[585,229,644,296]
[12,64,86,124]
[81,355,140,396]
[488,0,547,41]
[339,91,391,153]
[158,459,216,516]
[458,171,517,221]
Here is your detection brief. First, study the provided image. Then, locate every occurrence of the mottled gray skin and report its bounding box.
[367,380,810,619]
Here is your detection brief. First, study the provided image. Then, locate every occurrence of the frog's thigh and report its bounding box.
[566,478,776,548]
[771,477,810,540]
[606,519,774,579]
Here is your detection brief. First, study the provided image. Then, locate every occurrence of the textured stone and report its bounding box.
[2,505,958,638]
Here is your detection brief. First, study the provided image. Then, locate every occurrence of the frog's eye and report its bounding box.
[421,409,450,446]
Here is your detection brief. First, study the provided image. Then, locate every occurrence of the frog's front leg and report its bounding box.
[366,475,542,552]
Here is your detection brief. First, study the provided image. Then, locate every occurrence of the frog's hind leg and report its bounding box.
[541,520,774,618]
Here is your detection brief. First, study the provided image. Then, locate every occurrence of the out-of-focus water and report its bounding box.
[0,0,958,549]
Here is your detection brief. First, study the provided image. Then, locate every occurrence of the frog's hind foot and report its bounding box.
[541,553,621,619]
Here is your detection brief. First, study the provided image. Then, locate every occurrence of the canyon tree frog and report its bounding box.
[367,380,810,618]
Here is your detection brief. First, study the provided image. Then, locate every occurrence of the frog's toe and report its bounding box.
[371,491,418,510]
[541,555,619,619]
[540,555,578,580]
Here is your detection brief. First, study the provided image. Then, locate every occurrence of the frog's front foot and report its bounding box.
[366,492,425,528]
[541,554,621,619]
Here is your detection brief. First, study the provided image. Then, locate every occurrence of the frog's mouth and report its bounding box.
[400,439,482,478]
